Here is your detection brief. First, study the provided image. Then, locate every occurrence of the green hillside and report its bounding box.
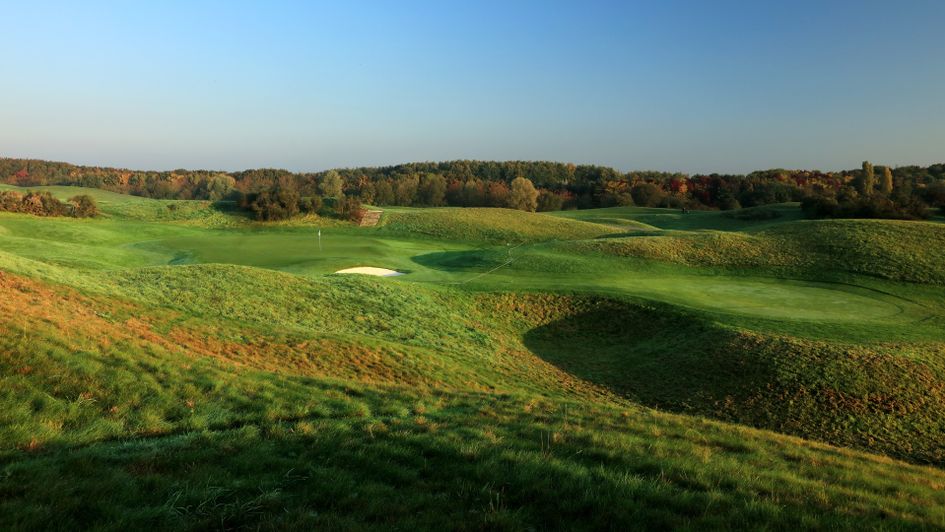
[2,190,945,529]
[549,203,807,232]
[568,218,945,284]
[378,207,616,243]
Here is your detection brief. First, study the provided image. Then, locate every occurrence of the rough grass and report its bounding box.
[3,195,945,529]
[485,293,945,465]
[5,394,945,530]
[3,264,944,466]
[378,207,615,243]
[550,203,806,232]
[2,270,945,529]
[572,219,945,284]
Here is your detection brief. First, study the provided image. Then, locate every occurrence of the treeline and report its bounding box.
[0,159,236,201]
[237,176,365,222]
[2,157,944,220]
[0,190,98,218]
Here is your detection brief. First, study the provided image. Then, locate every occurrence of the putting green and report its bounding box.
[132,230,471,279]
[444,268,907,322]
[614,275,904,321]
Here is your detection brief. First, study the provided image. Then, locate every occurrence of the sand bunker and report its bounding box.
[334,267,404,277]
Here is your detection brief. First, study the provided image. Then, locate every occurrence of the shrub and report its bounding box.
[337,195,364,223]
[68,195,99,218]
[0,190,76,217]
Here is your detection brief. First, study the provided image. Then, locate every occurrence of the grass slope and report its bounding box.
[491,293,945,464]
[2,192,945,528]
[2,268,945,530]
[550,203,806,232]
[570,219,945,284]
[3,259,945,465]
[378,207,615,243]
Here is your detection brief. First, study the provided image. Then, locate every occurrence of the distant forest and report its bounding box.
[2,158,944,221]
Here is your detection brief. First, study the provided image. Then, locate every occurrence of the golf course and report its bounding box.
[1,183,945,529]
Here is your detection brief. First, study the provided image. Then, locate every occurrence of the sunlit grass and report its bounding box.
[1,189,944,528]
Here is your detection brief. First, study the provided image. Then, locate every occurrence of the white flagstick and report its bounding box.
[317,228,322,252]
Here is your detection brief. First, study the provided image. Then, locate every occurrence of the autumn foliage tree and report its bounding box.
[509,176,539,211]
[486,181,510,208]
[881,166,894,195]
[858,161,875,197]
[3,157,943,220]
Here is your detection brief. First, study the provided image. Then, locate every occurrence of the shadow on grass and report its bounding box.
[412,249,506,272]
[518,299,945,466]
[520,303,774,413]
[0,394,910,530]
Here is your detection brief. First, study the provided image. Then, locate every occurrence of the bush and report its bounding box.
[240,190,299,221]
[337,195,364,223]
[239,179,301,221]
[0,190,77,217]
[0,190,23,211]
[68,195,99,218]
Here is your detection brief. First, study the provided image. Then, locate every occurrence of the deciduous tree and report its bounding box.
[881,166,894,195]
[319,170,344,198]
[509,176,539,211]
[859,161,875,197]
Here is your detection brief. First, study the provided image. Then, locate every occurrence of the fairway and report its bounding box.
[133,229,470,279]
[530,273,906,322]
[0,196,934,332]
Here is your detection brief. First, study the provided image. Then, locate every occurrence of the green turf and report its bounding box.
[2,186,945,529]
[549,203,807,232]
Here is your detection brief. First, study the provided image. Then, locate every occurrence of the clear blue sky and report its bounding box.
[2,1,943,173]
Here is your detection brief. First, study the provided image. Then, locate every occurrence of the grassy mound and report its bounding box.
[3,198,945,528]
[485,293,945,465]
[2,270,945,529]
[572,219,945,284]
[550,203,805,232]
[765,219,945,284]
[378,207,614,243]
[4,263,944,465]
